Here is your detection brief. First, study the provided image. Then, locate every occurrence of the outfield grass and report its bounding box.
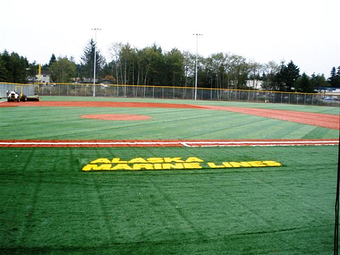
[0,97,338,140]
[39,96,340,115]
[0,145,338,254]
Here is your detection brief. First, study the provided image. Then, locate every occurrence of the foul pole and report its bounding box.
[193,33,202,100]
[92,28,101,97]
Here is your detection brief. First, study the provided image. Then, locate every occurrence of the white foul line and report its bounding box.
[0,140,338,147]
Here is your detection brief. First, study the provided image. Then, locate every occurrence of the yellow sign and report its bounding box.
[82,157,281,171]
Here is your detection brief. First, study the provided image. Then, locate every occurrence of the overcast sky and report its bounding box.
[1,0,339,76]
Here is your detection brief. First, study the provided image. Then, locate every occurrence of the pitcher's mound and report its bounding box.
[81,114,152,121]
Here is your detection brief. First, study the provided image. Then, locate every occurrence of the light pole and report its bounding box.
[193,33,202,100]
[92,28,101,97]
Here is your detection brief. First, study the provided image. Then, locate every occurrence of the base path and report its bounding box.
[0,139,338,148]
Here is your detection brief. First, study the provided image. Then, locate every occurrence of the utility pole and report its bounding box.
[92,28,101,97]
[193,33,202,100]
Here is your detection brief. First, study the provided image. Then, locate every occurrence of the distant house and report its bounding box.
[36,70,51,84]
[246,80,263,90]
[75,77,116,85]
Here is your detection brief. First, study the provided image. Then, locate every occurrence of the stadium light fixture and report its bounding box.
[193,33,203,100]
[92,28,101,97]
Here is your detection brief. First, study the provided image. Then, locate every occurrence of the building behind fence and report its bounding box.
[1,82,339,107]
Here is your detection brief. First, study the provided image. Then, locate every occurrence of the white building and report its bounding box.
[246,80,263,90]
[35,70,50,84]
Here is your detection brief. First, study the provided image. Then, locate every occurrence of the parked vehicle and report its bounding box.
[7,90,26,102]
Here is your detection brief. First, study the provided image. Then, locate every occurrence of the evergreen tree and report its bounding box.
[80,39,106,80]
[0,51,28,83]
[1,51,13,81]
[294,73,314,93]
[310,73,327,88]
[49,54,57,66]
[328,66,340,87]
[276,61,300,91]
[164,48,185,86]
[27,62,38,81]
[0,54,10,81]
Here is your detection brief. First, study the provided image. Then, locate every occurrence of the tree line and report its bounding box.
[1,40,339,93]
[0,51,37,83]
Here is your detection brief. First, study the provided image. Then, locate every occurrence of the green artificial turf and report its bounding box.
[0,103,338,140]
[0,145,338,254]
[0,97,339,254]
[39,96,340,115]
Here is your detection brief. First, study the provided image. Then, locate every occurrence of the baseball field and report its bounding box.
[0,96,339,254]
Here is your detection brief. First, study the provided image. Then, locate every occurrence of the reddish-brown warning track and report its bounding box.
[0,101,202,109]
[0,139,338,148]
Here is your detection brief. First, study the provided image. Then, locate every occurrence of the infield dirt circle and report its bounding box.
[81,114,152,121]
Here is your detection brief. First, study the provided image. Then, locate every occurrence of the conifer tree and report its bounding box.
[80,39,105,79]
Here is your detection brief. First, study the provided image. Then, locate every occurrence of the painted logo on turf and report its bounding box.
[82,157,281,171]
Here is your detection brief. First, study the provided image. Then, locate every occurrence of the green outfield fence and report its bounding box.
[1,82,339,106]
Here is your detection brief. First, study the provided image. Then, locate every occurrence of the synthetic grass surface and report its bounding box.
[0,104,338,140]
[38,96,340,115]
[0,145,338,254]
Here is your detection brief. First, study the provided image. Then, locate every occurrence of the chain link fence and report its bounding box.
[0,83,35,99]
[1,82,339,107]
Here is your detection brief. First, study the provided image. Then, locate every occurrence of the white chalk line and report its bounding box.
[0,140,338,147]
[0,141,183,146]
[193,143,338,148]
[177,140,339,147]
[183,140,338,145]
